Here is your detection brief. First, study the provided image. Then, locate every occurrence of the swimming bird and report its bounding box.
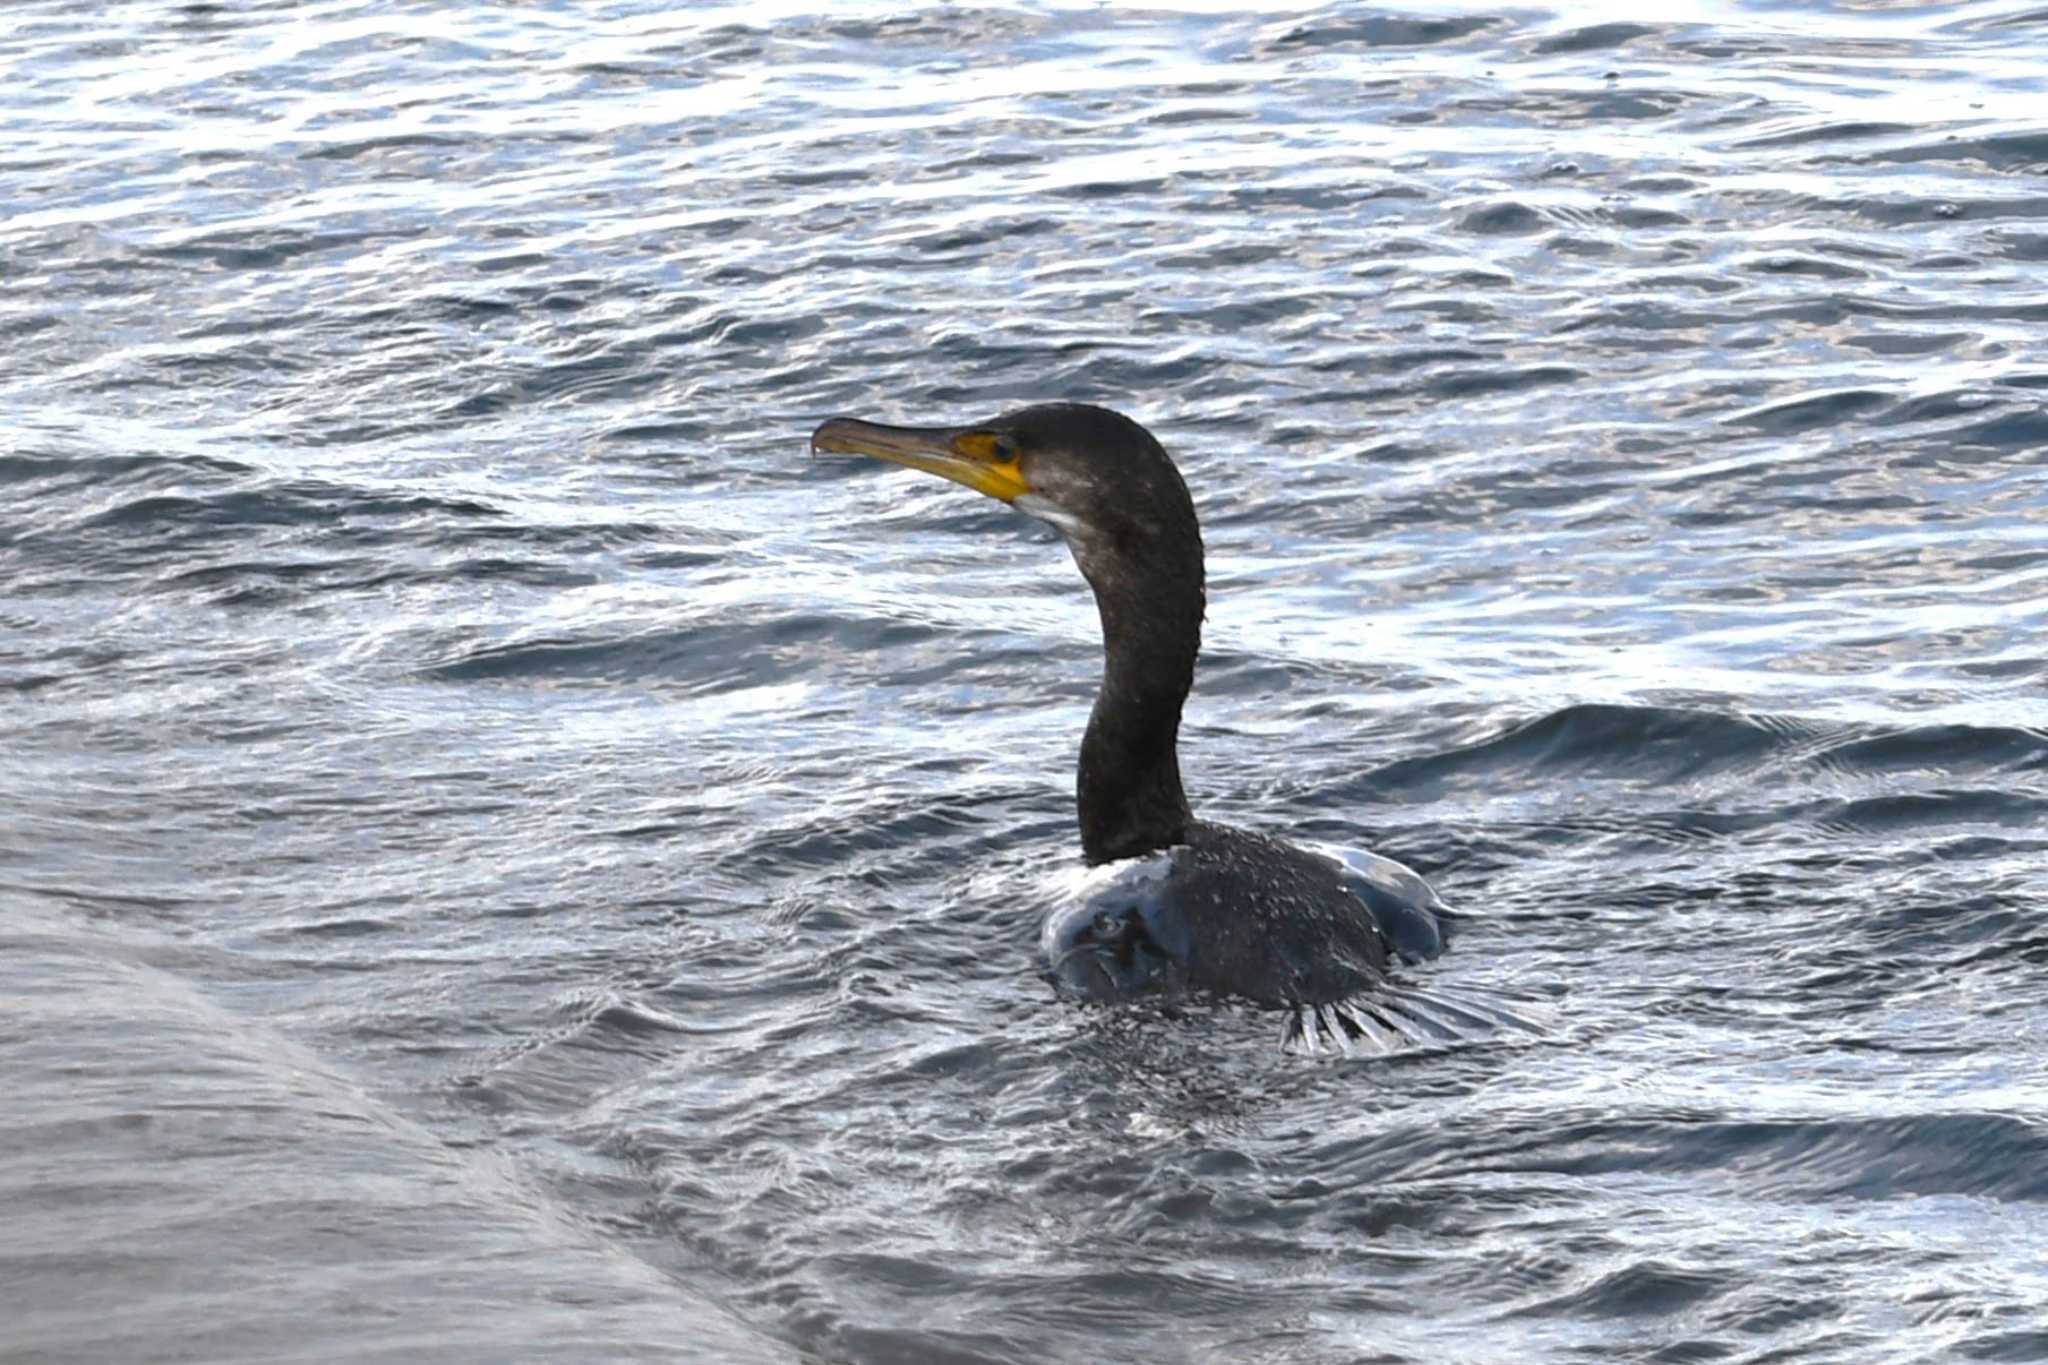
[812,403,1450,1045]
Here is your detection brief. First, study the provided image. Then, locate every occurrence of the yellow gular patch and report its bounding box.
[949,431,1002,461]
[946,431,1029,501]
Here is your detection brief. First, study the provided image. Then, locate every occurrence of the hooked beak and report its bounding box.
[811,417,1031,504]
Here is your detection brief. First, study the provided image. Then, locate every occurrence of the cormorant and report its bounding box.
[812,403,1450,1045]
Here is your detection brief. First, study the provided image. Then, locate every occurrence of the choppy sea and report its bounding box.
[4,2,2046,1361]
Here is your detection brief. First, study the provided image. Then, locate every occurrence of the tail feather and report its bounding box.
[1284,1000,1405,1054]
[1281,980,1552,1055]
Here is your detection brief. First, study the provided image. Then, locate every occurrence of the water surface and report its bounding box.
[4,2,2046,1361]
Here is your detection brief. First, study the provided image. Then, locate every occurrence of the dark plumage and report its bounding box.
[812,402,1446,1038]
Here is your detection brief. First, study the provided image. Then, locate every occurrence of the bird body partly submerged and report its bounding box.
[1042,822,1447,1004]
[812,402,1449,1040]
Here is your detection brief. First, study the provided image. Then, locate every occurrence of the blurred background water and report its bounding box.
[3,1,2046,1361]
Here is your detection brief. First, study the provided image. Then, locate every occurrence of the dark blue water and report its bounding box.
[4,2,2046,1361]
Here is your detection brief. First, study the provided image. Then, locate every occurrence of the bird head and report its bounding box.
[811,402,1198,576]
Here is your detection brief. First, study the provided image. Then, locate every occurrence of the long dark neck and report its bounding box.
[1074,535,1205,865]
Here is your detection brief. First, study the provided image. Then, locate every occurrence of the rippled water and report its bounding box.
[5,2,2047,1361]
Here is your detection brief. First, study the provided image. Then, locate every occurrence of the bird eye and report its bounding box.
[992,436,1018,462]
